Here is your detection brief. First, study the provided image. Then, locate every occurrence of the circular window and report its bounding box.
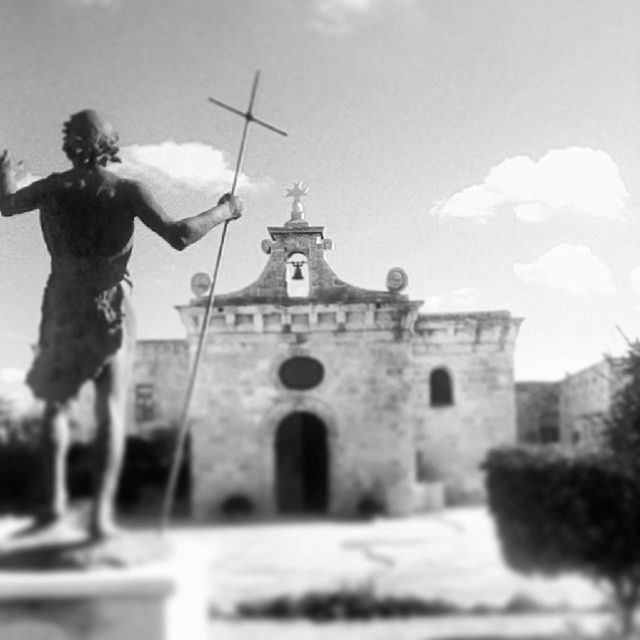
[279,356,324,390]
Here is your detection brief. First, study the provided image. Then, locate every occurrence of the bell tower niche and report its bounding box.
[286,252,309,298]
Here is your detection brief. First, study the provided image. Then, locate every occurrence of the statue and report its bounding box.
[0,110,243,550]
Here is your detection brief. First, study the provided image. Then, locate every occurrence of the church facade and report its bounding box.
[129,184,522,519]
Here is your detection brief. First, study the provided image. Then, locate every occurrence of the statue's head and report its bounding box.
[62,110,121,168]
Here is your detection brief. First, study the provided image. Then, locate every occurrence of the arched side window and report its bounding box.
[430,367,454,407]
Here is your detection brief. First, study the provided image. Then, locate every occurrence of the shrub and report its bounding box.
[220,494,254,519]
[356,494,385,519]
[0,430,190,515]
[234,587,563,621]
[0,442,39,514]
[485,446,640,637]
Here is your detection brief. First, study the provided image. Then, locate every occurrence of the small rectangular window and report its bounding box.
[135,383,155,422]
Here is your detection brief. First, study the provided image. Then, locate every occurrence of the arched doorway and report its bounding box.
[275,412,329,514]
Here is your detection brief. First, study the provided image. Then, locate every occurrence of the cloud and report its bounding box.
[0,368,25,385]
[113,142,259,194]
[421,286,479,311]
[61,0,117,6]
[514,244,615,295]
[629,267,640,311]
[311,0,411,34]
[630,266,640,293]
[16,173,42,189]
[0,331,26,342]
[431,148,630,223]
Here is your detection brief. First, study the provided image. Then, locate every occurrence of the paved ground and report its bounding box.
[163,507,604,614]
[0,507,612,639]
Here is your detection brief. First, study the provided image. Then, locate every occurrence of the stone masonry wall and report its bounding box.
[411,313,521,503]
[128,340,189,436]
[188,324,415,520]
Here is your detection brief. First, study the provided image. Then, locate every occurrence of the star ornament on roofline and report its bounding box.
[286,181,310,223]
[286,181,310,201]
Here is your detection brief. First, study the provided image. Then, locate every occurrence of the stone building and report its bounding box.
[515,357,626,451]
[515,382,561,445]
[558,357,625,448]
[130,184,522,519]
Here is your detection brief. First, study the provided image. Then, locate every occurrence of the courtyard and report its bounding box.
[162,507,608,639]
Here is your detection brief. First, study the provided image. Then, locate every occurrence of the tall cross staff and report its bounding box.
[160,71,287,531]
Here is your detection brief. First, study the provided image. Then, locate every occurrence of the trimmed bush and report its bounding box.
[220,494,254,519]
[0,442,39,514]
[485,446,640,636]
[234,586,571,621]
[356,494,385,519]
[0,430,190,514]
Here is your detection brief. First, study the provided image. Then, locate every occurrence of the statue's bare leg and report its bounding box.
[11,401,73,537]
[90,352,129,541]
[38,401,71,525]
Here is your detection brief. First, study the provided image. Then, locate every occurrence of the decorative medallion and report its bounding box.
[190,272,212,298]
[386,267,408,293]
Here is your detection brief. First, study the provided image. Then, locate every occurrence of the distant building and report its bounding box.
[559,358,625,449]
[128,184,522,519]
[515,382,561,445]
[515,357,626,451]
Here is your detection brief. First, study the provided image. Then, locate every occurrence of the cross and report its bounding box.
[160,71,287,531]
[208,70,288,195]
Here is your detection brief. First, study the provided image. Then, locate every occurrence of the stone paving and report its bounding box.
[164,507,604,615]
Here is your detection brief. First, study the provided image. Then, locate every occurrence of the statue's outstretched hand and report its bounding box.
[217,193,243,220]
[0,150,11,175]
[0,150,23,178]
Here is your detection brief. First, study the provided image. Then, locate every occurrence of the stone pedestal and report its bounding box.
[0,559,207,640]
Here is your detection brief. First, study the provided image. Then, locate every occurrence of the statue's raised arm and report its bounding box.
[0,150,48,217]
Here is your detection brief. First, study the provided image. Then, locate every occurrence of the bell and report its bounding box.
[291,263,304,280]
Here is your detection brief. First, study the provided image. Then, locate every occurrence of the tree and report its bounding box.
[486,343,640,639]
[485,447,640,637]
[603,344,640,475]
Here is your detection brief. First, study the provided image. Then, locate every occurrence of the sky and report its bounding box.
[1,0,640,406]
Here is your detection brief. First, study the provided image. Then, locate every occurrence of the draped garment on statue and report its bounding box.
[23,173,136,403]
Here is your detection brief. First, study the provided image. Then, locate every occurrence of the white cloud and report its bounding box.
[514,244,615,295]
[16,173,42,189]
[0,368,25,385]
[450,286,479,308]
[630,266,640,293]
[311,0,410,34]
[0,331,26,342]
[62,0,116,6]
[422,295,442,310]
[421,287,479,311]
[431,148,630,223]
[114,142,258,194]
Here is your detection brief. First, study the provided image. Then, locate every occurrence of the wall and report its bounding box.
[515,382,561,444]
[411,312,521,503]
[183,302,417,520]
[128,340,189,437]
[559,358,624,448]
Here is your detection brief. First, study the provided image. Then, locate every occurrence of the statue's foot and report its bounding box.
[10,513,67,539]
[88,520,122,542]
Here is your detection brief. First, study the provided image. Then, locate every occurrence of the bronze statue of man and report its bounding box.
[0,110,242,540]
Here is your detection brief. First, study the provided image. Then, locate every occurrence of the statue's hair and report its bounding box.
[62,110,122,167]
